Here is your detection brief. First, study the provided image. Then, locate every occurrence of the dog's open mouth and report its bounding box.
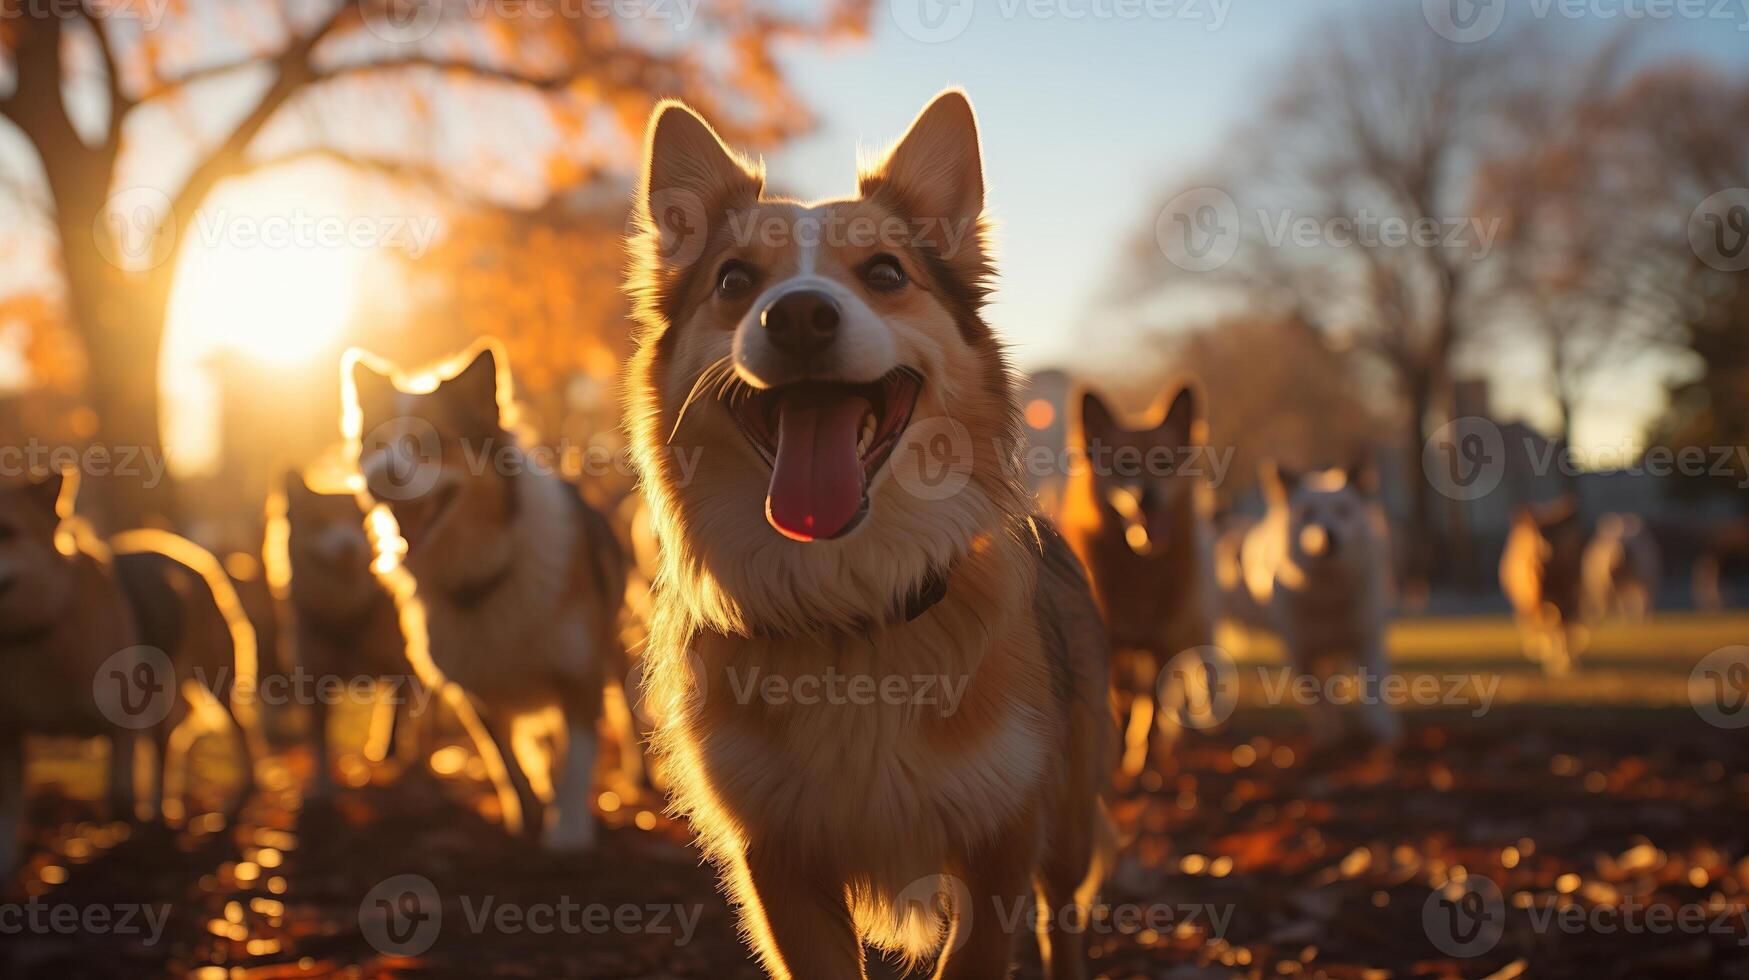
[729,367,922,542]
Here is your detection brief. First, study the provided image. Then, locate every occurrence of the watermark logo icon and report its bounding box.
[1423,0,1507,42]
[1155,187,1240,273]
[893,416,974,502]
[361,418,444,501]
[1156,645,1238,731]
[360,873,443,956]
[95,187,176,271]
[891,0,975,43]
[1689,189,1749,273]
[1423,416,1505,501]
[1690,646,1749,730]
[1423,874,1505,957]
[362,0,443,44]
[641,188,710,270]
[92,646,175,730]
[895,874,973,953]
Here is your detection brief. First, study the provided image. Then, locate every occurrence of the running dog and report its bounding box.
[1241,461,1401,747]
[1060,385,1216,777]
[1500,497,1588,674]
[625,90,1113,979]
[345,344,627,850]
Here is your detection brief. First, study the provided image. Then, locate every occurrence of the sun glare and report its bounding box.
[160,171,394,476]
[168,232,359,367]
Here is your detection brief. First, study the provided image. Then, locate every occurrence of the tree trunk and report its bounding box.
[59,242,179,532]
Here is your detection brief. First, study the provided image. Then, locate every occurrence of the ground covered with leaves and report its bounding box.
[5,701,1747,979]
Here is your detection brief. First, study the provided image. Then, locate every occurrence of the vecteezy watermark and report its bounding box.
[0,898,172,946]
[893,416,977,503]
[1423,875,1507,957]
[360,874,444,957]
[1425,0,1749,43]
[1156,189,1502,273]
[1690,646,1749,730]
[723,666,972,716]
[1151,646,1501,732]
[1254,666,1500,718]
[1424,418,1749,501]
[1423,417,1507,502]
[890,0,1231,43]
[359,874,703,957]
[892,875,1234,950]
[96,655,440,728]
[189,209,440,259]
[634,196,983,269]
[1155,187,1241,273]
[1424,873,1749,957]
[94,189,440,271]
[1691,188,1749,273]
[990,896,1235,939]
[0,441,173,489]
[93,646,177,730]
[361,0,701,44]
[356,423,705,501]
[1156,645,1240,731]
[0,0,171,29]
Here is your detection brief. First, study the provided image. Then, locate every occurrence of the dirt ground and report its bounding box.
[5,677,1748,979]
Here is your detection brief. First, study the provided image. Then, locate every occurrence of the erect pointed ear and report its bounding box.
[346,353,399,434]
[442,346,503,423]
[26,468,70,519]
[638,101,761,265]
[864,89,985,230]
[1078,390,1123,447]
[1156,383,1204,447]
[1260,460,1298,506]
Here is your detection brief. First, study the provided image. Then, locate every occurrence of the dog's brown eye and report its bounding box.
[863,254,908,292]
[716,261,754,299]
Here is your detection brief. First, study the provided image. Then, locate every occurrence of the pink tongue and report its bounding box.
[766,390,870,541]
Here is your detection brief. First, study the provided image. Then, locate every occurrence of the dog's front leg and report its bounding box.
[737,845,866,980]
[936,827,1037,980]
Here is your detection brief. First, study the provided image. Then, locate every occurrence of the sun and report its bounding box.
[166,220,360,367]
[159,169,386,476]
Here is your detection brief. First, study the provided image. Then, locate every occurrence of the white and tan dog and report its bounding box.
[346,344,627,850]
[625,91,1113,979]
[1242,461,1400,747]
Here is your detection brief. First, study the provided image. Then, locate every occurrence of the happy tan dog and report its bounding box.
[624,91,1114,979]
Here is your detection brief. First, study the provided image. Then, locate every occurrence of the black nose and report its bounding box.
[762,290,840,357]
